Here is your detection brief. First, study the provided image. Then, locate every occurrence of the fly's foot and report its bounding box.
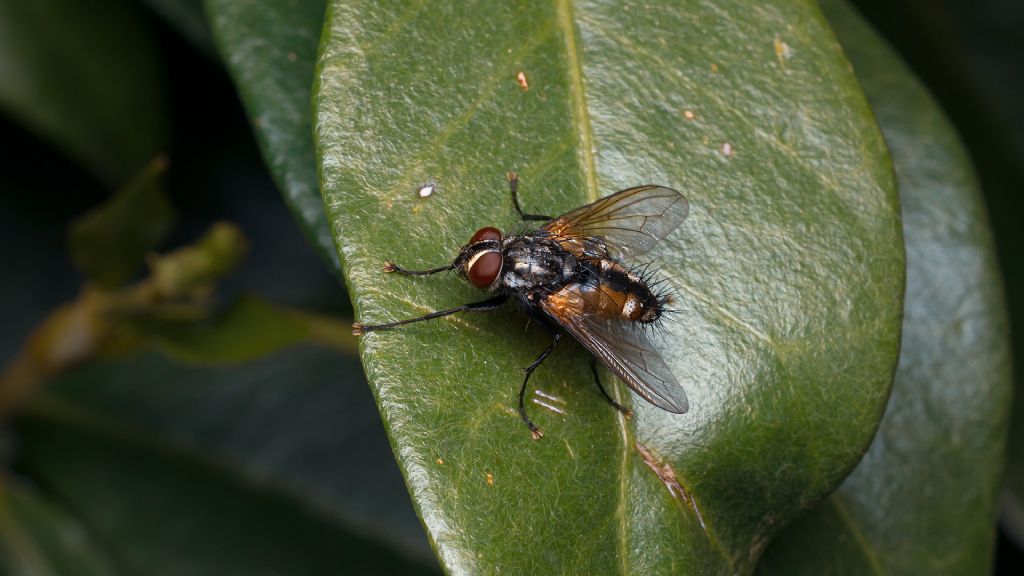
[506,171,519,187]
[382,260,397,272]
[352,323,366,336]
[609,400,633,419]
[529,425,544,440]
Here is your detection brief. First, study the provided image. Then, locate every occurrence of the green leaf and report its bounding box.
[316,1,904,573]
[131,295,357,364]
[139,0,216,56]
[68,157,174,288]
[15,348,438,575]
[756,1,1013,574]
[0,0,165,186]
[30,347,434,562]
[0,481,120,576]
[203,0,341,278]
[146,221,249,300]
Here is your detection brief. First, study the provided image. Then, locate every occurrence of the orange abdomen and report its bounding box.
[545,272,661,324]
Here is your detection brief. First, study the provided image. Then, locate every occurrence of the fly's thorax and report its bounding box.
[500,235,579,291]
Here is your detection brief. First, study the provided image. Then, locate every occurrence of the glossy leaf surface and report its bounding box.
[316,1,904,573]
[757,2,1012,573]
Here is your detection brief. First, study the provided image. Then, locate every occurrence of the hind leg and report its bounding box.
[591,359,633,418]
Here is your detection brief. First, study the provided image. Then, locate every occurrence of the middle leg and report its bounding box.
[353,294,508,335]
[520,330,561,436]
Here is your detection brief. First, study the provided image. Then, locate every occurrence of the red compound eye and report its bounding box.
[467,251,502,289]
[470,227,502,243]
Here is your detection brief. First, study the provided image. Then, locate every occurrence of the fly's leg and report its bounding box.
[507,171,551,222]
[382,261,454,276]
[519,330,561,439]
[590,359,633,418]
[353,295,508,335]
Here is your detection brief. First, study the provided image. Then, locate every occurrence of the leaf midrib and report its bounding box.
[554,2,630,572]
[555,4,740,573]
[557,0,598,206]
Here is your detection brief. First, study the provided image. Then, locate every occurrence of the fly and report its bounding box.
[353,172,690,439]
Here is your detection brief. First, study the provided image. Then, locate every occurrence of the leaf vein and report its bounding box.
[557,0,598,204]
[830,493,886,575]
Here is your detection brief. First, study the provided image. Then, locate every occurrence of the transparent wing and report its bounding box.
[540,293,689,414]
[543,185,689,258]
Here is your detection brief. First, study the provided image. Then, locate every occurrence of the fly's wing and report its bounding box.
[543,185,689,258]
[540,295,689,414]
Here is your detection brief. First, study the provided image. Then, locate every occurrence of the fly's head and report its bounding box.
[454,226,504,291]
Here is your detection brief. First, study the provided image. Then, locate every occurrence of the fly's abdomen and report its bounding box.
[573,261,663,324]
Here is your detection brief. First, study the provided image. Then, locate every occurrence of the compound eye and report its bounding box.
[467,250,502,289]
[470,226,502,244]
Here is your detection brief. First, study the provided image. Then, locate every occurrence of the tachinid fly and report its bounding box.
[353,173,690,439]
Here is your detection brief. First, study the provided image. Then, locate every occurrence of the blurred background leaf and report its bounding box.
[68,157,175,289]
[12,347,436,575]
[1,5,431,571]
[130,295,356,364]
[0,481,120,576]
[0,0,165,187]
[842,2,1024,565]
[757,0,1012,572]
[140,0,216,57]
[203,0,340,278]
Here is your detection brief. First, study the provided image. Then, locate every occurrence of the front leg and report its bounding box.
[382,261,454,276]
[353,294,508,335]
